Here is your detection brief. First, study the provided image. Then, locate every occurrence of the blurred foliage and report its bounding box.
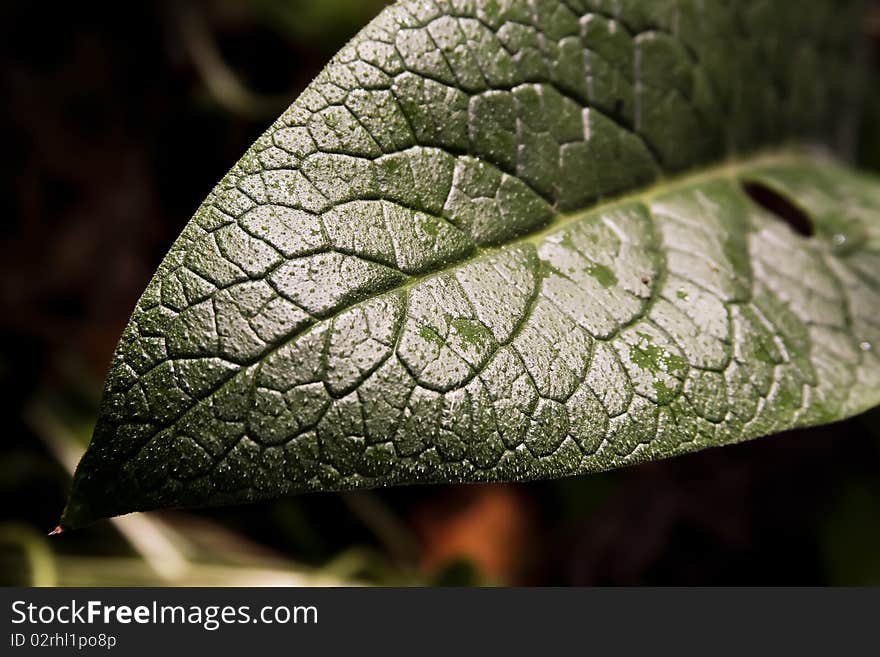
[820,480,880,584]
[0,523,57,587]
[859,6,880,172]
[1,0,879,586]
[860,81,880,171]
[252,0,390,49]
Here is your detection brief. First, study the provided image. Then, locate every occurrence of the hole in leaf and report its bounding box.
[741,181,813,237]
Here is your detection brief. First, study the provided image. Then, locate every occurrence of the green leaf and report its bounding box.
[62,0,880,527]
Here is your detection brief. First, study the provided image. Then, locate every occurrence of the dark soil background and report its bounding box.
[1,0,879,585]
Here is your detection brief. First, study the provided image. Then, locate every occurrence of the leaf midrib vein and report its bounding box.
[126,148,815,433]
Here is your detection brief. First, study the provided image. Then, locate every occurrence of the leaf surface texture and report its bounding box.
[63,0,879,526]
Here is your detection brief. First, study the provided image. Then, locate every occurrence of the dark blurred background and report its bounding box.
[1,0,879,586]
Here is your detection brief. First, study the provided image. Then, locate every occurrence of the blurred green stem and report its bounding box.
[339,491,420,565]
[0,523,57,586]
[169,0,292,119]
